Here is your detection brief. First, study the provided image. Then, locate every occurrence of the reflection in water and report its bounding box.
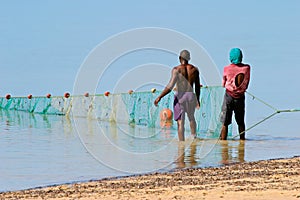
[220,140,245,165]
[0,109,77,136]
[0,109,54,130]
[63,116,73,136]
[176,141,197,168]
[176,139,246,168]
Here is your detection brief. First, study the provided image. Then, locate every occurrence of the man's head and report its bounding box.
[229,48,243,64]
[179,50,190,64]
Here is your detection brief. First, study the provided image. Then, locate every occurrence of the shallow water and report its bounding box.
[0,109,299,192]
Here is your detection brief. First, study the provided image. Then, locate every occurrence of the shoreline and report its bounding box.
[1,156,299,200]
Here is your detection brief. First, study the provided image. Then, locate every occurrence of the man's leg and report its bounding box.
[234,96,246,140]
[220,94,232,140]
[177,118,185,141]
[190,119,196,138]
[220,125,228,140]
[187,100,197,138]
[238,123,245,140]
[177,113,185,141]
[187,113,196,138]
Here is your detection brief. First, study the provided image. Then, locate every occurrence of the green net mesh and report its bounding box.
[0,86,228,138]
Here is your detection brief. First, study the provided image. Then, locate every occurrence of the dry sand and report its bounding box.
[1,156,299,200]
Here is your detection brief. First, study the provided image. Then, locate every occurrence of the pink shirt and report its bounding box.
[222,63,250,98]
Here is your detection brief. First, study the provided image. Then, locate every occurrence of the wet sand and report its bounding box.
[1,156,299,200]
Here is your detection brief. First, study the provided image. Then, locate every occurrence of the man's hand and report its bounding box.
[154,97,161,106]
[196,102,200,110]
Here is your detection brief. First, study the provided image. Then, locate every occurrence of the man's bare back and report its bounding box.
[174,64,200,94]
[154,50,201,141]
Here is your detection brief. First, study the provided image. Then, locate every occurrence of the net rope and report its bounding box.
[231,91,300,139]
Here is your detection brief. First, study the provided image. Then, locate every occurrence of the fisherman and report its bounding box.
[154,50,200,141]
[220,48,251,140]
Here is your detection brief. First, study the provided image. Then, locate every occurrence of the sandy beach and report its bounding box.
[1,156,299,200]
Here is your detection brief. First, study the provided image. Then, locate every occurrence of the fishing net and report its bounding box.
[0,86,227,138]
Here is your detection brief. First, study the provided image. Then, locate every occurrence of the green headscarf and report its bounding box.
[229,48,243,64]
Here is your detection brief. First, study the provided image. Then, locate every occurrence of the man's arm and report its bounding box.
[222,68,227,87]
[195,68,201,106]
[154,68,178,106]
[245,65,250,90]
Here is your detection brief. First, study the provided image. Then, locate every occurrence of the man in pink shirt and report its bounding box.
[220,48,250,140]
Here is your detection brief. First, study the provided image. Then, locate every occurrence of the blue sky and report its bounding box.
[0,0,300,110]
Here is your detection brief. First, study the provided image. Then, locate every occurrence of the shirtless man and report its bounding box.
[154,50,200,141]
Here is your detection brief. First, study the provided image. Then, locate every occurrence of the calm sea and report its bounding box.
[0,108,299,192]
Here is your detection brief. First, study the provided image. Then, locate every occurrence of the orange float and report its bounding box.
[27,94,33,99]
[46,93,51,98]
[104,91,110,96]
[5,94,11,100]
[128,89,134,95]
[64,92,70,98]
[84,92,89,97]
[160,108,173,128]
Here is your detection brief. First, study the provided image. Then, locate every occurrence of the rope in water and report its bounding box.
[231,91,300,139]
